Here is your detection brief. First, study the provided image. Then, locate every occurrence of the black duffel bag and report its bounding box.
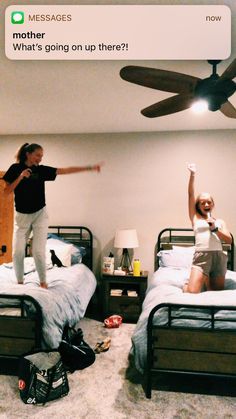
[59,326,95,373]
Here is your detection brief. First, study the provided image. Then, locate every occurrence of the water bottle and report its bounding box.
[133,259,141,276]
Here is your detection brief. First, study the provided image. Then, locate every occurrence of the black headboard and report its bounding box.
[155,228,234,271]
[48,226,93,271]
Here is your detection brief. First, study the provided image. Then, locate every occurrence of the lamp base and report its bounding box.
[119,248,132,273]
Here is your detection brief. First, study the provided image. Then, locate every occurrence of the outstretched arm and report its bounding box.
[56,162,104,175]
[188,163,196,224]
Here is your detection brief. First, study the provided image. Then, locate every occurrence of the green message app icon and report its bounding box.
[11,11,24,24]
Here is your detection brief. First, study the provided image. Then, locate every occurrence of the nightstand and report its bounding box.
[101,271,148,323]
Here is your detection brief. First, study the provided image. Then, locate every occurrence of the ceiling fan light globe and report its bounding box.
[191,100,208,113]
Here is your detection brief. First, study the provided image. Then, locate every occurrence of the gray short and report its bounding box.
[192,251,227,278]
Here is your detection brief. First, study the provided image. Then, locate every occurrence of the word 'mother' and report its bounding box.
[13,32,45,39]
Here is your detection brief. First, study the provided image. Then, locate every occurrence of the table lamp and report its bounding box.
[114,229,139,272]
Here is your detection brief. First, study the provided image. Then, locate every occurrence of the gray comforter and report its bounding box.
[0,262,96,348]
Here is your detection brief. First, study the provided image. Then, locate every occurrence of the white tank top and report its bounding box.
[193,218,222,251]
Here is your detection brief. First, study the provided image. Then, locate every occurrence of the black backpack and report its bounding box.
[59,327,95,373]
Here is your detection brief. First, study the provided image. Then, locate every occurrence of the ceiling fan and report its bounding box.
[120,59,236,118]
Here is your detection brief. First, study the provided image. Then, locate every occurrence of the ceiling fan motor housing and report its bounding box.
[195,76,236,111]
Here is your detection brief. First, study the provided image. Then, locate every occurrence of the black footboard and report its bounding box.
[0,294,43,375]
[146,303,236,398]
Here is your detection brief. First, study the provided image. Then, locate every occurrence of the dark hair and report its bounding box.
[195,193,214,216]
[15,143,43,163]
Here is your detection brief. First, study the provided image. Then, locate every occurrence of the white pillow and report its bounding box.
[46,239,73,267]
[47,238,70,249]
[172,245,195,254]
[157,250,193,269]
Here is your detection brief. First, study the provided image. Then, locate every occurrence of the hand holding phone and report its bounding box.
[20,168,32,179]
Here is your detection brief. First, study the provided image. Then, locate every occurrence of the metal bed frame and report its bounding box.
[146,227,236,398]
[155,227,234,271]
[0,225,93,375]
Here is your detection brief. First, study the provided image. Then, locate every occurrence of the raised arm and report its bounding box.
[56,162,104,175]
[188,163,196,224]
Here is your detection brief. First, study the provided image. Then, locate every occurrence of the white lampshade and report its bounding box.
[114,229,139,249]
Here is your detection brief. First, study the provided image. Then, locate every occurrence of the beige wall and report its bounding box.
[1,129,235,277]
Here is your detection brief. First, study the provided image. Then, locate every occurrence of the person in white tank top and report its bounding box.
[183,163,232,293]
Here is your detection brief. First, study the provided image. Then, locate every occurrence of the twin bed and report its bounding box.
[0,226,96,375]
[131,228,236,398]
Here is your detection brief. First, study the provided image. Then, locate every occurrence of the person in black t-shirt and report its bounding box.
[3,143,103,288]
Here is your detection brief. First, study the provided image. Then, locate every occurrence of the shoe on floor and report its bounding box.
[94,337,111,353]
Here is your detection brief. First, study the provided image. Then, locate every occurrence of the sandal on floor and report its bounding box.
[104,315,123,328]
[94,337,111,353]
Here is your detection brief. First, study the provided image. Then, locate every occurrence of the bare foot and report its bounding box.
[183,282,189,293]
[40,282,48,289]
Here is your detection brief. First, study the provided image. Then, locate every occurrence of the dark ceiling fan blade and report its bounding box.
[220,58,236,81]
[120,66,200,94]
[220,100,236,118]
[141,93,195,118]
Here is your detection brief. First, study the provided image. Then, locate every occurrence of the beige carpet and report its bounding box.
[0,318,236,419]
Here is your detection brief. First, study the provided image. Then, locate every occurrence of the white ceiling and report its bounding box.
[1,0,236,135]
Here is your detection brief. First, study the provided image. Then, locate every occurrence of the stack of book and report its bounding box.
[110,289,123,296]
[127,290,138,297]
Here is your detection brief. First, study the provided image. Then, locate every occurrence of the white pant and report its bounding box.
[13,207,48,284]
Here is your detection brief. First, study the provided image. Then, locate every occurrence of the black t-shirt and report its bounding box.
[3,163,57,214]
